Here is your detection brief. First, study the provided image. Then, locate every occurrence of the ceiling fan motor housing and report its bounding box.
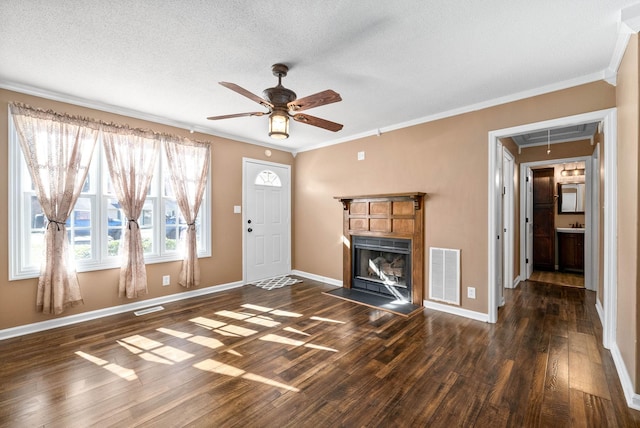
[263,86,296,107]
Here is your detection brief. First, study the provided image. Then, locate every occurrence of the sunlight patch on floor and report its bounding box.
[75,351,138,381]
[260,333,338,352]
[121,335,164,350]
[188,335,225,350]
[310,316,345,324]
[194,359,299,392]
[157,327,193,339]
[240,304,303,318]
[189,316,226,329]
[283,326,311,337]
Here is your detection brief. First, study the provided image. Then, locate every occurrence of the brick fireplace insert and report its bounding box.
[335,193,426,306]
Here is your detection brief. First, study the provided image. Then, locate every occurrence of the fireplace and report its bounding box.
[335,193,426,306]
[352,236,411,301]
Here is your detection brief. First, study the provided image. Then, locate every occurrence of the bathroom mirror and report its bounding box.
[557,183,585,214]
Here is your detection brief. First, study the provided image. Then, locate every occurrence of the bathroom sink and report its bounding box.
[557,227,585,234]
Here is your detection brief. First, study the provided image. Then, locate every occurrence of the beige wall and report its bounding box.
[616,34,640,390]
[294,81,615,314]
[0,89,294,330]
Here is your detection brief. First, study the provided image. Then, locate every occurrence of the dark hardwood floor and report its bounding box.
[530,270,585,288]
[1,277,639,427]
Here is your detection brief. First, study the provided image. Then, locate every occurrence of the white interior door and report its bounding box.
[243,159,291,283]
[525,167,534,279]
[502,148,515,291]
[495,143,504,306]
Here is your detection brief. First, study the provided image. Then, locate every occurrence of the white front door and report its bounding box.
[243,159,291,283]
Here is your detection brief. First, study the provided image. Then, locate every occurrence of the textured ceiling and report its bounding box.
[1,1,639,152]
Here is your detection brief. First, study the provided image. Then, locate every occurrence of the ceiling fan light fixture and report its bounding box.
[269,110,289,139]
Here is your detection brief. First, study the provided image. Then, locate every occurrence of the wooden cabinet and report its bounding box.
[558,232,584,272]
[533,168,556,271]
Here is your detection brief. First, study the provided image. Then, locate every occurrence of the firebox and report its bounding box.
[352,236,412,302]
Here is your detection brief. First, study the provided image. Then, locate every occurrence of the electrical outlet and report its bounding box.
[357,151,365,161]
[467,287,476,299]
[162,275,170,286]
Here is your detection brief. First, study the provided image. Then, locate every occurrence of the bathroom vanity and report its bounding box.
[557,228,584,272]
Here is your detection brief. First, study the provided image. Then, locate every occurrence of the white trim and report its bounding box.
[596,298,605,326]
[0,80,287,151]
[298,71,607,153]
[602,109,618,350]
[2,69,607,157]
[512,275,521,288]
[0,64,618,157]
[611,342,640,411]
[423,300,489,323]
[518,155,593,289]
[605,2,640,84]
[488,109,617,331]
[503,148,516,290]
[0,280,244,341]
[291,270,342,287]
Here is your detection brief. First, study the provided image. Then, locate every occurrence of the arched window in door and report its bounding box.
[255,170,282,187]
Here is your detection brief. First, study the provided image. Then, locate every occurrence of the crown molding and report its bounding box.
[0,79,291,153]
[297,71,606,153]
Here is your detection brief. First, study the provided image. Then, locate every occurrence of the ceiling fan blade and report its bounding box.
[219,82,273,108]
[288,89,342,112]
[292,113,343,132]
[206,112,266,120]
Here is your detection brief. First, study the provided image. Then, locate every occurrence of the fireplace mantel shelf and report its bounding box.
[335,192,427,210]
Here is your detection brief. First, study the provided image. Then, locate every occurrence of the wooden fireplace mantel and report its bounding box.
[334,192,426,306]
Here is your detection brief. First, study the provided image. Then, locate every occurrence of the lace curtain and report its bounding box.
[10,103,100,314]
[164,136,210,288]
[102,125,160,298]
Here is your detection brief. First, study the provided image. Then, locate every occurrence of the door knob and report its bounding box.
[248,219,252,224]
[248,228,253,232]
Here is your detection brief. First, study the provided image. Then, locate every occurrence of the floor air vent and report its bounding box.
[133,306,165,316]
[429,247,460,305]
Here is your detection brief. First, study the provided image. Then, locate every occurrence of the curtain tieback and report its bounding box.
[47,219,66,231]
[187,222,196,230]
[127,219,139,230]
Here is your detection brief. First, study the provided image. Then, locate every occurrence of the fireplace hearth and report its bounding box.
[335,193,426,307]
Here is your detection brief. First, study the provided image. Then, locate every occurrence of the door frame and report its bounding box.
[519,156,592,286]
[242,157,292,284]
[487,108,617,350]
[502,147,515,292]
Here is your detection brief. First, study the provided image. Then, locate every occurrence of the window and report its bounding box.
[9,117,211,280]
[255,170,282,187]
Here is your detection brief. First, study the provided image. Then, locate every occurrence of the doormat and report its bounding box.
[252,275,302,290]
[324,287,422,317]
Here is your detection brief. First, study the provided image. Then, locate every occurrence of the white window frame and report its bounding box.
[8,113,211,280]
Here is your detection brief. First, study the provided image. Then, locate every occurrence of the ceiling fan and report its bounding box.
[207,63,343,140]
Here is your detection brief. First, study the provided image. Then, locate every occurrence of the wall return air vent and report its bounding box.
[429,247,460,305]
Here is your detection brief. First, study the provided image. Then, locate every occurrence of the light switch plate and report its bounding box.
[357,151,365,161]
[233,205,241,214]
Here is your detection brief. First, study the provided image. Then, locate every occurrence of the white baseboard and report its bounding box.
[423,300,490,323]
[512,275,521,288]
[595,298,605,328]
[611,342,640,411]
[291,270,342,287]
[0,280,244,341]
